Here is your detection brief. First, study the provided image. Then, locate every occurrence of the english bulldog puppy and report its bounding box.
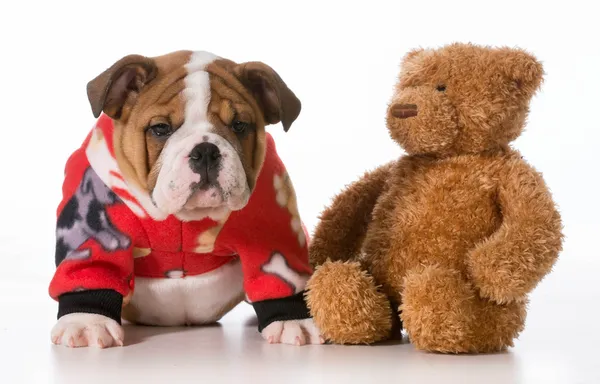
[49,50,323,348]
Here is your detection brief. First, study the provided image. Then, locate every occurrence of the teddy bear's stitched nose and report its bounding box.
[391,104,418,119]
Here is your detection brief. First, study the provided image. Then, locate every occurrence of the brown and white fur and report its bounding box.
[51,50,321,348]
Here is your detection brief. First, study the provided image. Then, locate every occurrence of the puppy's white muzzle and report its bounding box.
[152,130,250,220]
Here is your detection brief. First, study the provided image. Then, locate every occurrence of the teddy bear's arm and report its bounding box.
[309,162,394,268]
[467,158,563,304]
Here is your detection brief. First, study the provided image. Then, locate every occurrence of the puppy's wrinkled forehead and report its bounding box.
[142,50,262,131]
[184,51,221,125]
[180,52,262,148]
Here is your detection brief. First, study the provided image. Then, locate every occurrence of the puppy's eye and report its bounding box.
[231,120,249,134]
[436,85,447,92]
[149,123,173,137]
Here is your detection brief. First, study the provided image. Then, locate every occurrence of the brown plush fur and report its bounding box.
[306,261,393,344]
[305,43,563,353]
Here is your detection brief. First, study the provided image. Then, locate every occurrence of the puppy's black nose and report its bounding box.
[189,143,221,179]
[190,142,221,164]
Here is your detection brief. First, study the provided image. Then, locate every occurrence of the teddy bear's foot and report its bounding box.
[306,260,392,344]
[401,265,527,354]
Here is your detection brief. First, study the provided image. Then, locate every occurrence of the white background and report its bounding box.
[1,1,599,383]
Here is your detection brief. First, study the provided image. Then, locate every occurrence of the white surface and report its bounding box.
[1,0,599,383]
[2,257,599,384]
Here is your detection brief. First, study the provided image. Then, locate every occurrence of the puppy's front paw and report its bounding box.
[261,318,325,346]
[51,313,124,348]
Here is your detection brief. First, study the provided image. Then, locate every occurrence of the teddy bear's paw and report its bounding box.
[306,260,392,344]
[51,313,124,348]
[261,318,324,346]
[401,265,525,353]
[467,246,531,304]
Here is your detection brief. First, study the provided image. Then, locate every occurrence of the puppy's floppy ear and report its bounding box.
[234,62,301,132]
[87,54,158,119]
[496,47,544,98]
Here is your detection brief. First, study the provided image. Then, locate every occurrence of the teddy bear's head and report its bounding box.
[386,43,544,156]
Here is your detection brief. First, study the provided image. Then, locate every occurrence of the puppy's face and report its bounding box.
[87,51,300,221]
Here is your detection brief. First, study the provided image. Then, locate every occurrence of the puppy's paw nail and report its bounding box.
[68,337,75,348]
[97,338,105,348]
[295,336,302,346]
[319,336,325,344]
[267,336,274,344]
[116,339,124,347]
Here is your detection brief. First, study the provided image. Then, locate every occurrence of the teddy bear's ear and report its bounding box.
[496,48,544,97]
[403,48,425,63]
[401,48,433,67]
[399,48,435,86]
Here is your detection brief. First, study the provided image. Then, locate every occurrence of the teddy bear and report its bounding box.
[305,43,563,353]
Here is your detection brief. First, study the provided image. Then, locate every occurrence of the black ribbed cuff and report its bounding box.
[58,289,123,325]
[252,291,311,332]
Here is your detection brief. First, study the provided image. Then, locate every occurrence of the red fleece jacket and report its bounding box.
[49,114,312,330]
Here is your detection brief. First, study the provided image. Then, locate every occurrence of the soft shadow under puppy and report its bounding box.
[122,322,223,346]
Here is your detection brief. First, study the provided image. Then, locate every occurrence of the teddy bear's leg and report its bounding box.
[309,162,393,267]
[401,265,526,354]
[306,260,393,344]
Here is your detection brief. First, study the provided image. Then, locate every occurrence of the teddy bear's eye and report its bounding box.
[436,85,447,92]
